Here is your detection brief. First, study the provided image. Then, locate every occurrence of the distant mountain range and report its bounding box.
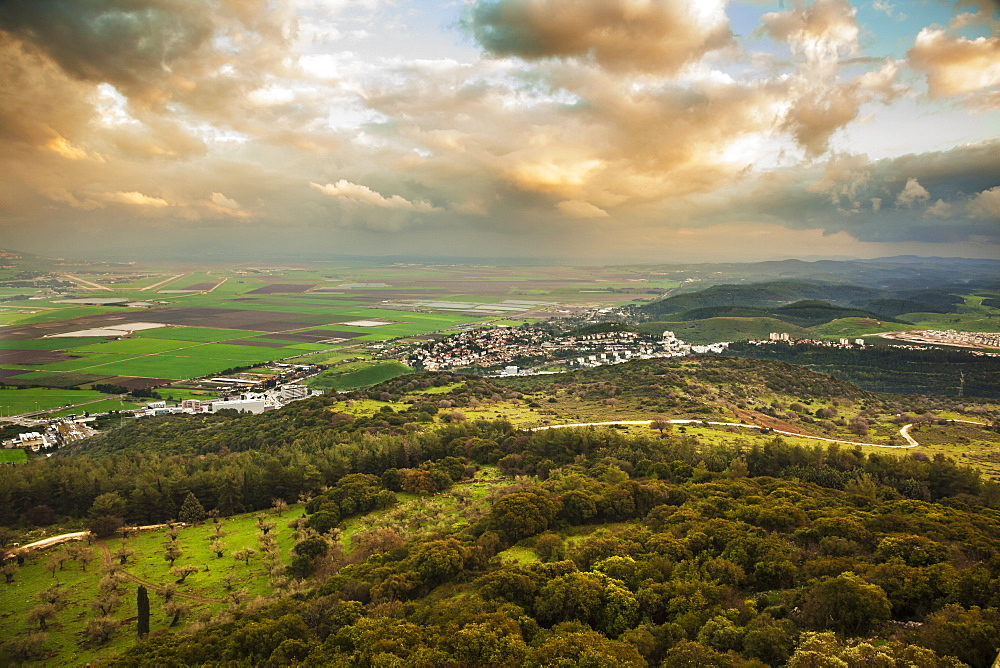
[634,279,967,324]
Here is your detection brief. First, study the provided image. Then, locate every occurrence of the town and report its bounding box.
[404,326,729,374]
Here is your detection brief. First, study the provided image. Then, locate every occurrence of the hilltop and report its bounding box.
[2,357,1000,665]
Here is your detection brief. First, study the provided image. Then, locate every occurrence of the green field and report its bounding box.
[638,317,812,344]
[75,338,201,355]
[0,388,109,415]
[136,327,267,342]
[0,449,28,463]
[0,507,301,664]
[306,360,413,391]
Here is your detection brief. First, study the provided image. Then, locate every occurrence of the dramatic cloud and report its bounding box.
[909,28,1000,108]
[0,0,996,262]
[464,0,733,74]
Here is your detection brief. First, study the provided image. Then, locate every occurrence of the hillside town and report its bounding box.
[406,326,729,374]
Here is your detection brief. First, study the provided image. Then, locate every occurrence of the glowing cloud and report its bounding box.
[311,180,439,212]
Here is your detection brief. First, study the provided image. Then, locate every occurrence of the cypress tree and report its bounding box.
[136,585,149,638]
[177,492,207,524]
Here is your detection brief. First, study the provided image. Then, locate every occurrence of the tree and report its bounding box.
[84,616,120,643]
[210,539,226,558]
[650,419,673,435]
[137,585,150,638]
[918,604,1000,668]
[800,572,891,635]
[178,492,207,524]
[488,491,559,542]
[77,549,95,572]
[164,545,183,567]
[413,538,465,583]
[114,543,133,565]
[88,492,127,538]
[91,593,121,616]
[256,516,276,535]
[2,631,48,662]
[3,562,18,584]
[528,624,646,667]
[233,548,257,566]
[272,498,288,516]
[27,603,57,631]
[171,565,199,584]
[164,600,190,627]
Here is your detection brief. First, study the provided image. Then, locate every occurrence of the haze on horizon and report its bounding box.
[0,0,997,264]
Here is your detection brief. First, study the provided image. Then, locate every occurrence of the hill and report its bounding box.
[2,357,1000,666]
[665,300,907,328]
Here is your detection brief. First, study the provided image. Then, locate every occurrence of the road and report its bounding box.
[62,274,111,291]
[532,419,922,449]
[141,273,187,291]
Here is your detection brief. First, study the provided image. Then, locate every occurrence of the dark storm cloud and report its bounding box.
[0,0,215,104]
[463,0,733,74]
[744,142,1000,243]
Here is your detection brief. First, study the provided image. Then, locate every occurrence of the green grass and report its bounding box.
[50,399,144,417]
[136,327,267,342]
[75,338,200,355]
[0,338,107,351]
[0,448,28,463]
[638,317,812,344]
[161,343,290,361]
[0,506,303,665]
[307,361,413,391]
[0,388,109,415]
[812,318,910,339]
[69,357,259,381]
[497,545,540,564]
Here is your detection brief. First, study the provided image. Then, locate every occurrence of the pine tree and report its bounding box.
[177,492,206,524]
[136,585,149,638]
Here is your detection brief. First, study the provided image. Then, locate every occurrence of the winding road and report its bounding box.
[532,418,926,449]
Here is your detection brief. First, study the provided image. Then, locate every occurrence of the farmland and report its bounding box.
[0,256,660,412]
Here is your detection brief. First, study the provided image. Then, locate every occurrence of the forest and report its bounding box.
[2,358,1000,666]
[725,342,1000,399]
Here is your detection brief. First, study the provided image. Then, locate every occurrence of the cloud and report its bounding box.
[759,0,903,156]
[102,191,170,207]
[463,0,733,74]
[760,0,859,65]
[557,199,608,219]
[924,199,955,218]
[210,192,241,210]
[908,28,1000,108]
[968,186,1000,220]
[895,177,930,207]
[311,180,439,212]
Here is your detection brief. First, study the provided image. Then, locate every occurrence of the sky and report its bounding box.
[0,0,997,263]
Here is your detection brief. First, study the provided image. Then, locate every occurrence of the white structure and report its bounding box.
[281,384,309,401]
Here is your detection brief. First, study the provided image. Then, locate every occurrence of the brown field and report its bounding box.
[248,283,317,294]
[181,282,221,291]
[0,350,81,365]
[136,307,329,332]
[0,369,29,379]
[105,376,175,390]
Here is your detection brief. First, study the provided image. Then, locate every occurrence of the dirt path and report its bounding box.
[899,424,919,447]
[532,419,921,449]
[62,274,111,291]
[16,531,90,552]
[97,540,225,604]
[141,273,187,291]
